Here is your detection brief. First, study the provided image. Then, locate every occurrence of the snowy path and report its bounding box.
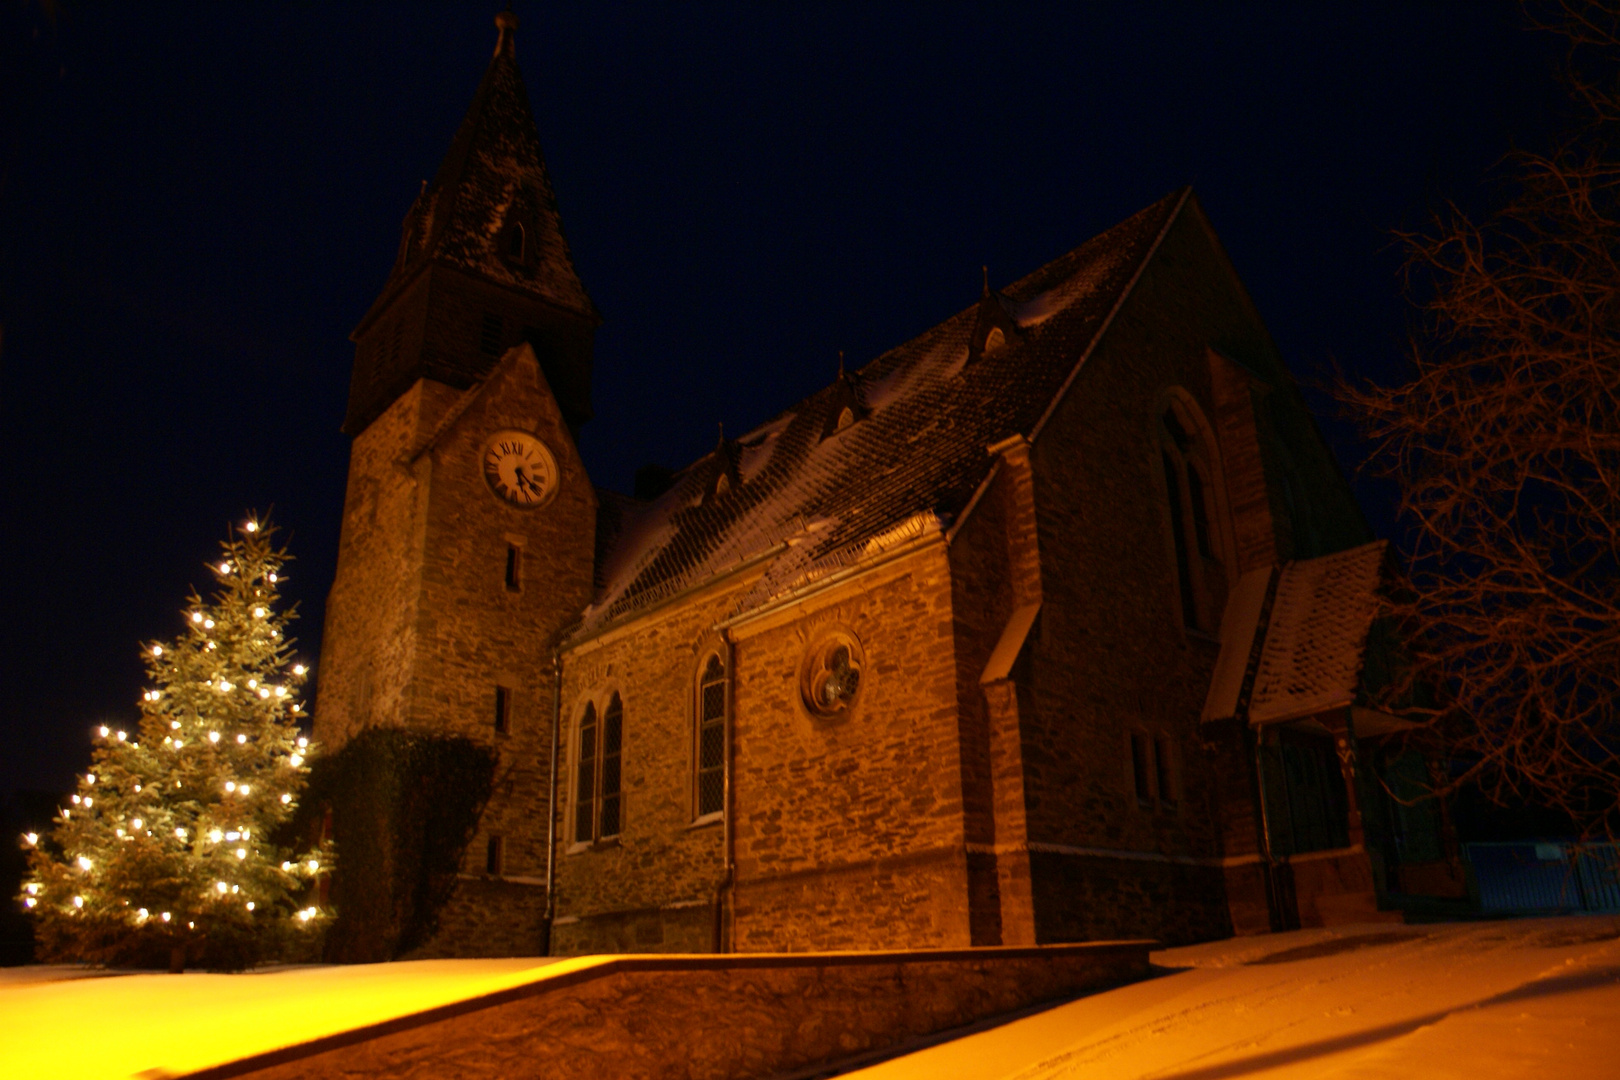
[846,918,1620,1080]
[1,919,1615,1079]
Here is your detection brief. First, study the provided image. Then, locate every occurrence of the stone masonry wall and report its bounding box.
[317,346,597,957]
[1018,205,1286,945]
[408,348,596,954]
[317,377,461,748]
[204,943,1151,1080]
[728,544,971,952]
[549,571,765,956]
[1030,851,1231,945]
[946,470,1017,945]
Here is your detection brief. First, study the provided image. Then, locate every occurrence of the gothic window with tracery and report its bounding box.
[600,693,623,838]
[573,702,596,844]
[1159,402,1222,632]
[573,694,625,844]
[800,632,864,718]
[696,654,726,818]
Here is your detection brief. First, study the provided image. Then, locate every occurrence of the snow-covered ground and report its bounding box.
[0,954,580,1079]
[846,917,1620,1080]
[1,918,1615,1079]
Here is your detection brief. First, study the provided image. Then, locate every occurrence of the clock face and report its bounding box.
[481,430,559,508]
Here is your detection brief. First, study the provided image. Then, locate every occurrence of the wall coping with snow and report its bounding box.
[179,941,1154,1080]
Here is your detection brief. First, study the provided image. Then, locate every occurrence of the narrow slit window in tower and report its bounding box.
[493,685,510,734]
[485,835,503,876]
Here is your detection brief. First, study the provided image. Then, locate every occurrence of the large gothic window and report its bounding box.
[1159,402,1222,632]
[696,654,727,818]
[573,694,624,844]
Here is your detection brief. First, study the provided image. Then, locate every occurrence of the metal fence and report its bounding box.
[1465,841,1620,913]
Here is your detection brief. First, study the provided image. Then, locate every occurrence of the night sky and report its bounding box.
[0,3,1573,798]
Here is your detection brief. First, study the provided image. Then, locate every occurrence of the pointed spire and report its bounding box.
[345,8,599,437]
[494,7,518,59]
[359,5,596,326]
[837,350,845,379]
[982,264,990,298]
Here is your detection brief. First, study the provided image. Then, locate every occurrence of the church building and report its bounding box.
[314,13,1462,958]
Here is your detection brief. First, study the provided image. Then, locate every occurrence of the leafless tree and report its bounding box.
[1340,1,1620,832]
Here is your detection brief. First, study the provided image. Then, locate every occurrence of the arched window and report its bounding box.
[1159,402,1222,632]
[983,326,1006,353]
[696,654,727,818]
[835,406,855,432]
[573,702,596,844]
[505,222,526,261]
[600,693,623,838]
[573,694,625,844]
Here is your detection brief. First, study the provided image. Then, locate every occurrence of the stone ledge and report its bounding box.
[177,941,1154,1080]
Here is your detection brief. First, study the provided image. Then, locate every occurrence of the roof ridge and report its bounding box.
[578,190,1191,636]
[1026,186,1191,445]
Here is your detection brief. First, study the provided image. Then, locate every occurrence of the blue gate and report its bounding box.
[1465,841,1620,913]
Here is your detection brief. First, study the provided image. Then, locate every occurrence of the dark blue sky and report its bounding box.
[0,3,1571,795]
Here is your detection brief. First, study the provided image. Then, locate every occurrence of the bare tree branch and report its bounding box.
[1339,2,1620,833]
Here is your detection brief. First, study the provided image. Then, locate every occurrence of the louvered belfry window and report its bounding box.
[697,655,726,817]
[480,312,503,357]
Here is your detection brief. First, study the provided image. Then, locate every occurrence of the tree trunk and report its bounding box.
[169,945,186,974]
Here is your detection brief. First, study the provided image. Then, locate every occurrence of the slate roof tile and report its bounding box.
[575,189,1188,639]
[1248,540,1390,725]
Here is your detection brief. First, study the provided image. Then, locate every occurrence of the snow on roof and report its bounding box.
[574,189,1188,640]
[1247,540,1389,725]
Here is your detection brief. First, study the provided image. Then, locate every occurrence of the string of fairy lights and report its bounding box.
[18,519,328,947]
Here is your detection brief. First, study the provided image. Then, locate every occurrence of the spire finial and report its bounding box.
[981,265,990,298]
[837,350,845,379]
[494,6,518,59]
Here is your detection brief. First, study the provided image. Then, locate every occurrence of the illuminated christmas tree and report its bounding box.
[20,518,328,971]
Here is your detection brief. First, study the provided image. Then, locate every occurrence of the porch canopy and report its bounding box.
[1202,540,1412,736]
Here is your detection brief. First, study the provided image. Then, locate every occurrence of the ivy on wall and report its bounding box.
[286,729,495,962]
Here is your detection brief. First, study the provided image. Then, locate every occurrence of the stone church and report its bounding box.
[314,13,1461,958]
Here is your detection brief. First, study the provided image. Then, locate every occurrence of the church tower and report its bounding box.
[315,11,597,955]
[345,10,599,437]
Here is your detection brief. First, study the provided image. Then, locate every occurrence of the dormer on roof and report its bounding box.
[967,269,1024,366]
[703,430,744,506]
[820,354,871,440]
